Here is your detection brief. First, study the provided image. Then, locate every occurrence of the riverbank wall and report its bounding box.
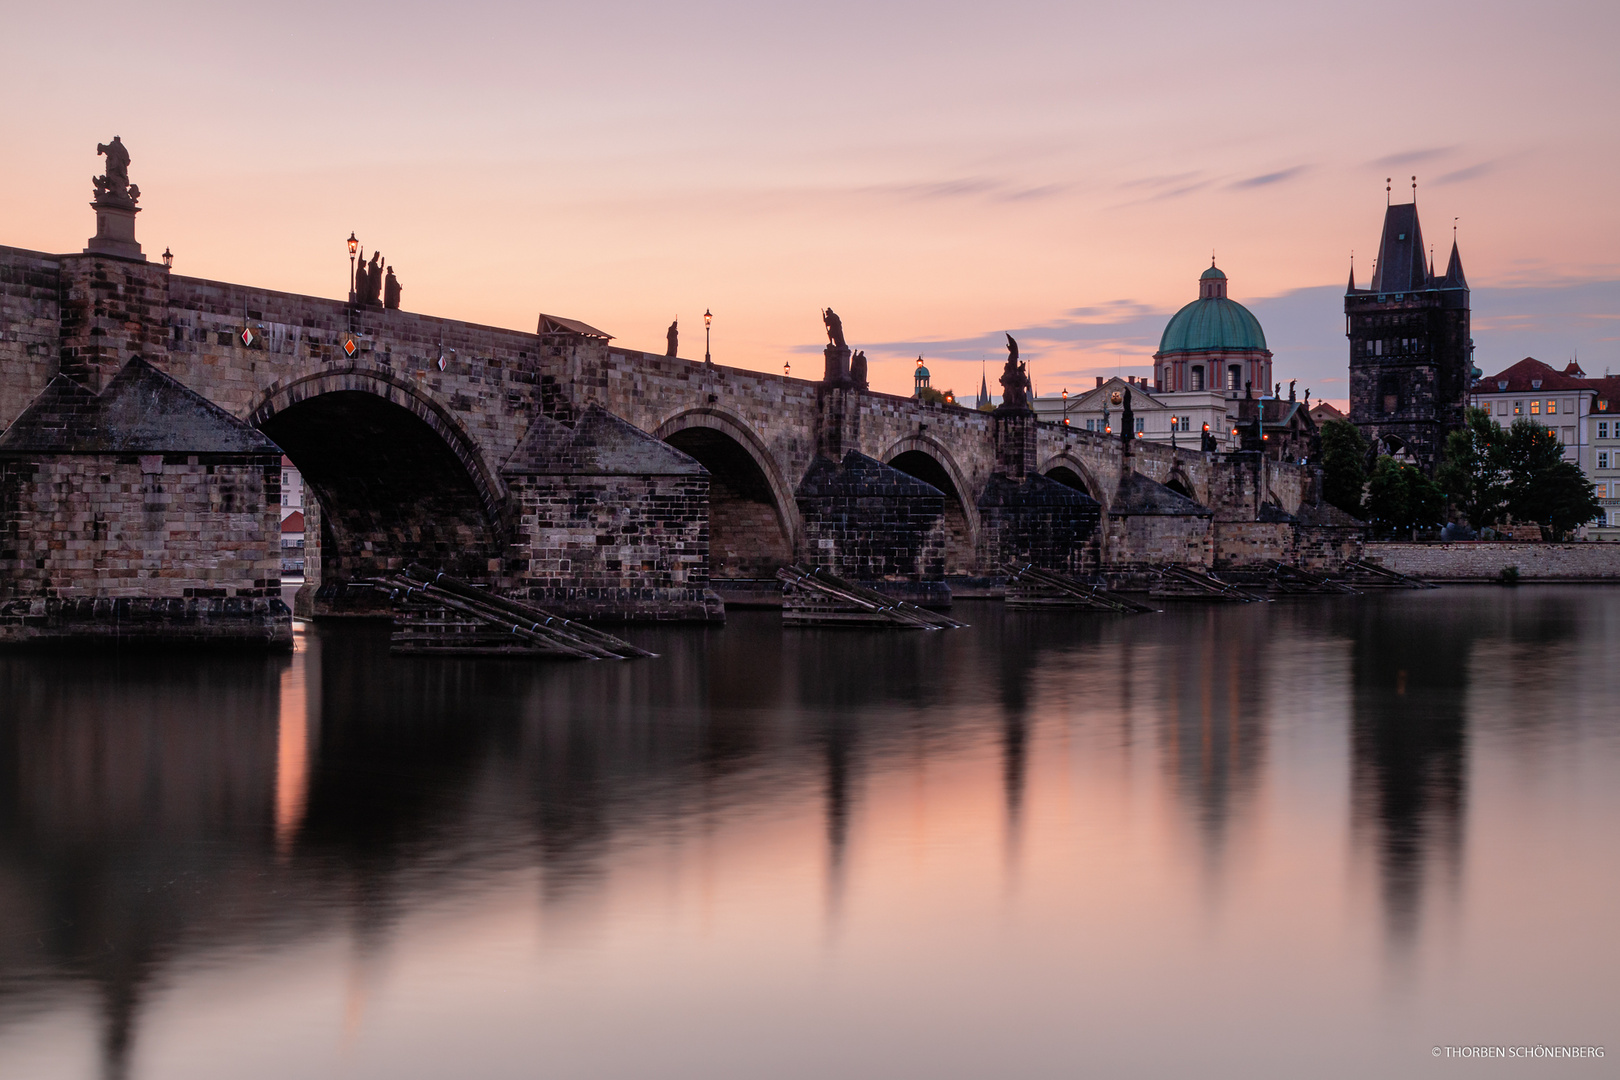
[1364,541,1620,582]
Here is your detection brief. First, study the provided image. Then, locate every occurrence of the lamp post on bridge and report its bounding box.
[1060,387,1083,426]
[347,232,359,303]
[704,309,713,367]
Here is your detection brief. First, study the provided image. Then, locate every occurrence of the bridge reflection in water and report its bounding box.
[0,590,1617,1079]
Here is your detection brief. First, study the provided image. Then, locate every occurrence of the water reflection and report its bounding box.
[0,590,1615,1079]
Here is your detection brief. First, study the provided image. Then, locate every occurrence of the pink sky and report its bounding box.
[3,0,1617,408]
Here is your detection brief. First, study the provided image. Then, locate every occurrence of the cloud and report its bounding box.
[859,177,999,201]
[1372,146,1457,168]
[1435,161,1493,185]
[1229,165,1309,189]
[853,177,1070,204]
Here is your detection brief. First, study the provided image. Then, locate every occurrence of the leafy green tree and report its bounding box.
[1437,407,1507,529]
[1366,454,1445,538]
[1524,460,1602,538]
[1498,418,1566,514]
[1319,418,1369,518]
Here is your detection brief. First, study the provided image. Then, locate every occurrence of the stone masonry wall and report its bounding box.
[1365,542,1620,581]
[1106,514,1214,570]
[1213,521,1296,569]
[0,248,63,432]
[796,453,946,582]
[509,473,720,621]
[0,452,282,598]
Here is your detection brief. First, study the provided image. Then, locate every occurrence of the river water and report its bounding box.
[0,588,1615,1079]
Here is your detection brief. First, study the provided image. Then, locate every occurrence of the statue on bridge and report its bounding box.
[998,333,1031,410]
[1121,386,1134,446]
[384,266,402,310]
[92,136,138,207]
[358,252,384,307]
[823,308,847,351]
[822,307,852,384]
[666,319,678,357]
[850,349,868,390]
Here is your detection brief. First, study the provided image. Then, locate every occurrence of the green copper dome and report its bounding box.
[1158,263,1267,355]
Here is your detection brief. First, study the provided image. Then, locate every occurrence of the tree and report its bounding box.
[1498,418,1566,518]
[1365,454,1445,538]
[1437,407,1507,529]
[1319,418,1368,518]
[1523,459,1602,538]
[1492,418,1600,537]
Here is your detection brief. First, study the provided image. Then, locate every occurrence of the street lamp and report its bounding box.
[161,247,173,270]
[347,232,359,302]
[1059,387,1084,426]
[704,309,713,366]
[784,359,791,377]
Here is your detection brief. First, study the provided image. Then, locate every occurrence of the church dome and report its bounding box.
[1157,263,1267,355]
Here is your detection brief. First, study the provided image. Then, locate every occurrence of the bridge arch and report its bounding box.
[655,407,800,578]
[881,435,980,574]
[1037,452,1108,510]
[246,369,508,583]
[1164,464,1201,504]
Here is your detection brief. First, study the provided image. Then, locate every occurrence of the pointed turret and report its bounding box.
[1369,202,1428,292]
[1439,239,1467,290]
[977,367,991,409]
[1346,259,1357,294]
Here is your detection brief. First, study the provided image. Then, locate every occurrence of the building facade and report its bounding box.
[1468,356,1619,536]
[1346,197,1473,473]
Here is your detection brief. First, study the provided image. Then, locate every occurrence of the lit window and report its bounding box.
[1599,483,1609,498]
[1531,400,1540,415]
[1514,401,1523,415]
[1547,400,1557,415]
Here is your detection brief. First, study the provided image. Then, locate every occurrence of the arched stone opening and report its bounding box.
[662,425,793,578]
[256,390,504,584]
[885,447,976,573]
[1165,476,1194,500]
[1044,465,1095,499]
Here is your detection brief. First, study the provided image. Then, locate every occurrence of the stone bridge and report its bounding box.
[0,245,1354,637]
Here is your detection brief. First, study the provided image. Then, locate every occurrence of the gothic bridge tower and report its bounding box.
[1346,187,1473,472]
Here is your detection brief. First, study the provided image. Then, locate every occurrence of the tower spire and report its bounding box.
[1347,251,1357,293]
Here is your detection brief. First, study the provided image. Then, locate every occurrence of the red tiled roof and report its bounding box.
[281,510,304,533]
[1475,357,1592,394]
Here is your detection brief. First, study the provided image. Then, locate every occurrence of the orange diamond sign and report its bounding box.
[240,327,254,348]
[343,337,357,358]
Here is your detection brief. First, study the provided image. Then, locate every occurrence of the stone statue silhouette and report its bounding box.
[1289,379,1296,401]
[850,349,868,390]
[363,253,383,305]
[1121,386,1134,445]
[666,320,678,357]
[93,136,136,205]
[384,266,402,310]
[823,308,846,350]
[998,333,1030,409]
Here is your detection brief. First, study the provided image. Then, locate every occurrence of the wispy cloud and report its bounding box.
[1230,165,1309,189]
[1435,161,1493,185]
[853,177,1070,204]
[1372,146,1457,168]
